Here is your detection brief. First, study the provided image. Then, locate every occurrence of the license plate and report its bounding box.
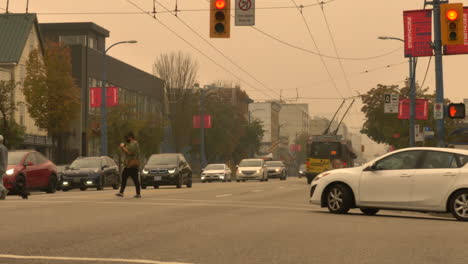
[154,176,162,181]
[72,178,81,183]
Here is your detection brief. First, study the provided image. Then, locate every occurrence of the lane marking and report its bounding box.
[252,190,263,193]
[0,254,191,264]
[216,194,233,198]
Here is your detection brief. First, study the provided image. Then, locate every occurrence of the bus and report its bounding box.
[305,135,357,184]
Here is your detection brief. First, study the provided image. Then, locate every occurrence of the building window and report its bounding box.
[88,36,97,49]
[59,35,86,46]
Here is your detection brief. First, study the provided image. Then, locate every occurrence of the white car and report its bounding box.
[309,147,468,221]
[236,159,268,182]
[201,164,232,183]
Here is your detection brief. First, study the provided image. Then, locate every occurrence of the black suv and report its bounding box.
[141,153,192,189]
[61,156,120,191]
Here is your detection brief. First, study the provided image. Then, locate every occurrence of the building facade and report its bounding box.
[279,103,309,145]
[0,13,51,153]
[249,101,282,159]
[40,22,165,160]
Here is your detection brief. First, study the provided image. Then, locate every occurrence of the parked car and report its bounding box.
[141,153,192,189]
[236,159,268,182]
[61,156,120,191]
[265,161,287,180]
[55,164,69,190]
[298,164,307,178]
[2,150,58,194]
[201,164,232,183]
[309,147,468,221]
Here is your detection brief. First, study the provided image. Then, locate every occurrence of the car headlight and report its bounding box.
[6,169,14,175]
[142,169,149,174]
[275,168,280,172]
[313,172,331,182]
[94,169,100,173]
[299,171,303,174]
[168,168,176,174]
[219,174,225,178]
[256,170,260,173]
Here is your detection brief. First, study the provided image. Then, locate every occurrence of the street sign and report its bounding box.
[434,103,444,120]
[193,115,212,128]
[384,94,399,113]
[90,87,118,107]
[403,10,433,57]
[415,124,424,142]
[235,0,255,26]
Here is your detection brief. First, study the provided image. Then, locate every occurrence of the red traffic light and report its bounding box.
[215,0,226,9]
[446,9,459,21]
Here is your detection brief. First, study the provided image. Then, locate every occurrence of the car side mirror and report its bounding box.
[24,161,34,167]
[102,165,109,170]
[364,164,378,171]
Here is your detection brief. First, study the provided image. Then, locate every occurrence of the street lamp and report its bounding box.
[378,36,416,147]
[101,40,137,156]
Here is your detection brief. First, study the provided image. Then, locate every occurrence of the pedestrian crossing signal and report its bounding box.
[448,103,465,119]
[210,0,230,38]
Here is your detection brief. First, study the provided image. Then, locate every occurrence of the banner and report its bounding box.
[403,10,433,57]
[193,115,212,128]
[398,99,429,120]
[90,87,118,107]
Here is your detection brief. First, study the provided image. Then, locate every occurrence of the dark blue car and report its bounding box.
[61,156,120,191]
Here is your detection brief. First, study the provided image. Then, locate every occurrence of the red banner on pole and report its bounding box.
[90,87,118,107]
[398,99,429,120]
[193,115,212,128]
[403,10,433,58]
[444,7,468,55]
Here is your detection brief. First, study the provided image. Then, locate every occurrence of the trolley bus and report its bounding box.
[305,135,357,184]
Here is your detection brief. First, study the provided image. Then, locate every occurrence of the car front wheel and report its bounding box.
[326,184,353,214]
[450,190,468,221]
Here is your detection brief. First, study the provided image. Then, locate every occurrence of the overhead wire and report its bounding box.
[420,56,432,89]
[290,0,343,98]
[125,0,273,100]
[154,0,285,104]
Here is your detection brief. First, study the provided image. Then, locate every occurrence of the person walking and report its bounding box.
[116,132,141,198]
[0,135,9,200]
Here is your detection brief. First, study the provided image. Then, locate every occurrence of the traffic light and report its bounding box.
[440,3,464,45]
[448,103,466,119]
[210,0,230,38]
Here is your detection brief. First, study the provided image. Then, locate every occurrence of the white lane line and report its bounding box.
[215,194,233,198]
[279,187,285,189]
[252,190,263,193]
[0,254,191,264]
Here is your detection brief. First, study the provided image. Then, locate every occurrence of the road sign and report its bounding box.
[235,0,255,26]
[434,103,444,120]
[398,99,429,120]
[384,94,399,113]
[415,124,424,142]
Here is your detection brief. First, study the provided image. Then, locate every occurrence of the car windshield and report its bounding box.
[8,152,27,165]
[266,161,283,167]
[147,154,178,165]
[70,158,101,169]
[239,160,262,167]
[205,164,224,170]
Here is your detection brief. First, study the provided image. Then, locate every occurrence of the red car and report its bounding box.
[2,150,58,194]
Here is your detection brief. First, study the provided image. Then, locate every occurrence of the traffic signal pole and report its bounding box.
[433,0,446,147]
[409,56,416,147]
[200,88,207,169]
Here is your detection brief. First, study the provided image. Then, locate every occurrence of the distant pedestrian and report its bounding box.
[0,135,8,200]
[116,132,141,198]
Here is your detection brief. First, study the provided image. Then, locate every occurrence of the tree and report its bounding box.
[153,51,199,152]
[361,80,459,149]
[0,80,25,148]
[23,42,80,162]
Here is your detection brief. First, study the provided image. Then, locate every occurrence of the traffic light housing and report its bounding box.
[440,3,464,45]
[448,103,466,119]
[210,0,230,38]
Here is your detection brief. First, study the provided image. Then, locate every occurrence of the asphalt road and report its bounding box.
[1,177,466,264]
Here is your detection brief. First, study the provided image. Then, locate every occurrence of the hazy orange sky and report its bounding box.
[3,0,468,137]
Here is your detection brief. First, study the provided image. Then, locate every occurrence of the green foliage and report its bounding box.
[361,80,459,149]
[0,80,25,148]
[23,42,80,136]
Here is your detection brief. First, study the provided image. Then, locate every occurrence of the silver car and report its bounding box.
[201,164,232,183]
[236,159,268,182]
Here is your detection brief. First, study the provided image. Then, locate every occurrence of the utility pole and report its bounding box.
[409,56,416,147]
[428,0,447,147]
[200,88,207,169]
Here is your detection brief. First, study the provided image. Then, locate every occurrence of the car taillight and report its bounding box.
[343,162,347,167]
